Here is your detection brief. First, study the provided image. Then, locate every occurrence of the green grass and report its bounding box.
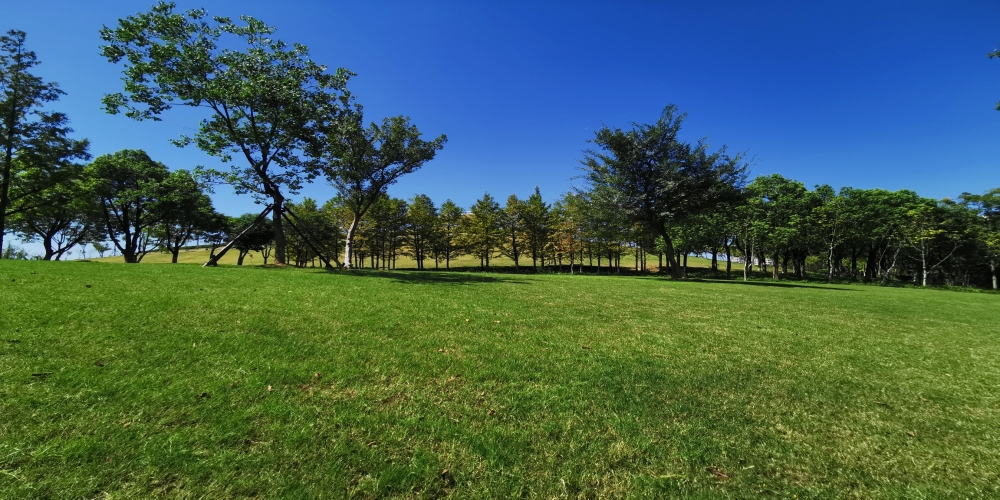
[1,261,998,498]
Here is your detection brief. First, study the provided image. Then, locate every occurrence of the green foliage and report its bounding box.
[84,149,172,263]
[99,1,355,263]
[461,193,502,268]
[152,169,217,263]
[319,111,446,267]
[406,194,437,270]
[229,212,274,265]
[1,29,90,254]
[582,105,747,278]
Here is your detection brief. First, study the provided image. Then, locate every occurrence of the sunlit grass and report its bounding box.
[1,260,997,498]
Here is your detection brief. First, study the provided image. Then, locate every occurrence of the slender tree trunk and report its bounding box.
[682,253,688,278]
[991,261,997,290]
[272,194,286,265]
[772,251,780,280]
[237,250,247,266]
[711,247,718,272]
[343,212,361,268]
[724,240,732,279]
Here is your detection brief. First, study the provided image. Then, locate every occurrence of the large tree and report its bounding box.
[99,2,354,264]
[319,112,446,268]
[1,30,90,254]
[582,105,747,278]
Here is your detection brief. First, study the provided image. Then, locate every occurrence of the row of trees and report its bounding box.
[3,7,999,290]
[230,180,999,289]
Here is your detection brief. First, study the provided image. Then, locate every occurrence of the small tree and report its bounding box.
[406,194,437,270]
[319,113,446,268]
[153,170,217,263]
[437,200,463,269]
[10,162,97,260]
[85,150,171,263]
[461,193,502,269]
[499,194,526,269]
[229,213,274,266]
[92,241,110,258]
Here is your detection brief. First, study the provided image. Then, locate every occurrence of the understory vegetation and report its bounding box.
[2,261,997,498]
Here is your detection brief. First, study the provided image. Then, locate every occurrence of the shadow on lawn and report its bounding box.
[684,278,857,291]
[342,269,529,285]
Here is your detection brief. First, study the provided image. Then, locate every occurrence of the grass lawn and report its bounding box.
[1,261,998,498]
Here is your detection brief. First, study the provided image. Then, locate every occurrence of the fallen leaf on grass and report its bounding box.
[906,431,916,437]
[488,409,496,415]
[494,320,500,324]
[875,401,887,406]
[266,385,273,392]
[366,440,377,447]
[314,372,322,379]
[123,422,131,428]
[706,466,729,481]
[464,319,470,322]
[582,345,592,350]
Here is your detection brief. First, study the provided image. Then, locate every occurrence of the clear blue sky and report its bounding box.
[6,0,1000,254]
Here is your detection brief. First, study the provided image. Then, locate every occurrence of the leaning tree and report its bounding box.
[99,2,354,265]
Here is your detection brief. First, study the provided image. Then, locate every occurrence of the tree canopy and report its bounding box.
[99,1,354,264]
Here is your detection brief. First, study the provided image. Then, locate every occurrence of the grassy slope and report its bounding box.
[1,261,997,498]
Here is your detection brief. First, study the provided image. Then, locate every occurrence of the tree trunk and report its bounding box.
[772,251,780,280]
[711,247,718,272]
[171,247,180,264]
[992,262,997,290]
[343,212,361,268]
[237,250,247,266]
[682,253,688,278]
[724,240,732,279]
[272,195,286,265]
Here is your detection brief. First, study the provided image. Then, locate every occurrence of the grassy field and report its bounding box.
[1,261,998,498]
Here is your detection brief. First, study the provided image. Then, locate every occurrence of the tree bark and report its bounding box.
[343,212,361,268]
[272,194,286,265]
[772,250,780,280]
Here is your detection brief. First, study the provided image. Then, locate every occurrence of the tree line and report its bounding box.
[3,5,999,290]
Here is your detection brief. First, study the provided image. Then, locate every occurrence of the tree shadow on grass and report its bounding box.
[337,269,530,285]
[683,278,858,291]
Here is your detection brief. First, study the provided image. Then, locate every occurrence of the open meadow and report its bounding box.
[1,261,998,498]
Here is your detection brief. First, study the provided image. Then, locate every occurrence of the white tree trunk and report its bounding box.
[343,213,361,269]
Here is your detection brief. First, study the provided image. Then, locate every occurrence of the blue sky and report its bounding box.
[6,1,1000,255]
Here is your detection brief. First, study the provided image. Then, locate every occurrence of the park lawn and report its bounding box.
[1,261,997,498]
[91,247,716,272]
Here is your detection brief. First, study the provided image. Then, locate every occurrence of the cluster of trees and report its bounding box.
[4,7,1000,291]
